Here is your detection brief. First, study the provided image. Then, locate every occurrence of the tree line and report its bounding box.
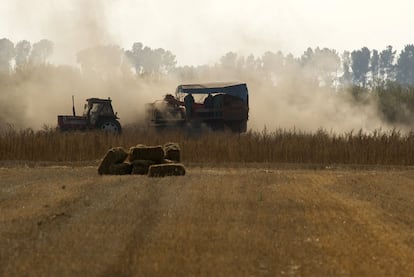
[2,37,414,88]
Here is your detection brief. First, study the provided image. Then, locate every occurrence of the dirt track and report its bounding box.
[1,164,414,276]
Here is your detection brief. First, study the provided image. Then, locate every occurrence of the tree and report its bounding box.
[370,49,380,87]
[396,44,414,86]
[313,47,341,87]
[351,47,371,87]
[262,51,284,75]
[341,51,352,88]
[125,42,144,74]
[15,40,31,68]
[220,52,238,69]
[29,39,53,64]
[0,38,15,73]
[299,47,340,87]
[245,54,261,71]
[379,45,396,83]
[125,42,177,77]
[77,45,123,78]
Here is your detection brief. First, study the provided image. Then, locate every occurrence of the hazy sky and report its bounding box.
[1,0,414,65]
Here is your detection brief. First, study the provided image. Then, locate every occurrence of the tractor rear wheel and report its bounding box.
[98,119,122,134]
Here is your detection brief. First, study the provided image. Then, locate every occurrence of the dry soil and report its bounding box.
[1,164,414,276]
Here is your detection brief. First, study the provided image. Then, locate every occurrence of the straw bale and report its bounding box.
[108,163,132,175]
[128,145,165,162]
[148,163,186,177]
[131,160,155,175]
[163,142,181,162]
[98,147,128,175]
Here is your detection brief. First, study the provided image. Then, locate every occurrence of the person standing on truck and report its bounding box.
[184,93,194,119]
[213,94,223,117]
[203,93,214,118]
[204,93,213,109]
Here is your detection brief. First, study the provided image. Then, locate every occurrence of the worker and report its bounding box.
[213,94,223,117]
[184,93,194,119]
[164,94,179,107]
[204,93,213,109]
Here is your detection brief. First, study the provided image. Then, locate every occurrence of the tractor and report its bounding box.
[146,82,249,132]
[57,97,122,134]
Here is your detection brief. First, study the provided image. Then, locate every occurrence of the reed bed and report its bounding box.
[1,126,414,165]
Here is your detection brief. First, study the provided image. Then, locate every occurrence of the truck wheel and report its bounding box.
[99,120,122,134]
[226,120,247,133]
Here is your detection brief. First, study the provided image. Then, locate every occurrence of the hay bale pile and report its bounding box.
[98,143,185,177]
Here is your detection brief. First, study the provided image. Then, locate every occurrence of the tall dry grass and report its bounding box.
[1,125,414,165]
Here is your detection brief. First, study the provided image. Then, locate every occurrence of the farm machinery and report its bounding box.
[145,82,249,132]
[57,97,122,134]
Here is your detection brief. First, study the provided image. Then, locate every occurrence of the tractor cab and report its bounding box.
[83,98,118,125]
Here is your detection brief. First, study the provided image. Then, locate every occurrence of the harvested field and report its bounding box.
[1,163,414,276]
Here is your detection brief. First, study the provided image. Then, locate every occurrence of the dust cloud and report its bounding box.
[1,0,169,130]
[247,80,389,133]
[0,1,396,133]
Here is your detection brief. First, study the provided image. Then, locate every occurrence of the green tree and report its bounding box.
[15,40,31,68]
[125,42,177,77]
[76,45,123,78]
[29,39,53,64]
[376,83,414,124]
[351,47,371,87]
[396,44,414,86]
[0,38,15,73]
[245,54,261,71]
[370,49,379,87]
[220,52,238,69]
[262,51,284,75]
[300,47,340,87]
[341,51,352,87]
[379,45,396,83]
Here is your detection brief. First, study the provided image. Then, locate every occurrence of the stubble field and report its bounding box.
[1,163,414,276]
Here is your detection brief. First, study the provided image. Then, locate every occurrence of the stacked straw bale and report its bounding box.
[163,142,181,162]
[98,143,185,177]
[128,145,165,163]
[109,163,132,175]
[130,160,155,175]
[148,164,186,177]
[98,147,129,175]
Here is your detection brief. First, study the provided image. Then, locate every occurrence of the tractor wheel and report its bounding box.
[98,119,122,134]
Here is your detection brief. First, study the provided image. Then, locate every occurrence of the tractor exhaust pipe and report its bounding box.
[72,95,76,116]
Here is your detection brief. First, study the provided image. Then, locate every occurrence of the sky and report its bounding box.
[1,0,414,66]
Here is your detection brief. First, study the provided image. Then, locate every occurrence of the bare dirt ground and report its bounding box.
[1,164,414,276]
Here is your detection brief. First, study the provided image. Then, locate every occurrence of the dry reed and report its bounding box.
[1,126,414,166]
